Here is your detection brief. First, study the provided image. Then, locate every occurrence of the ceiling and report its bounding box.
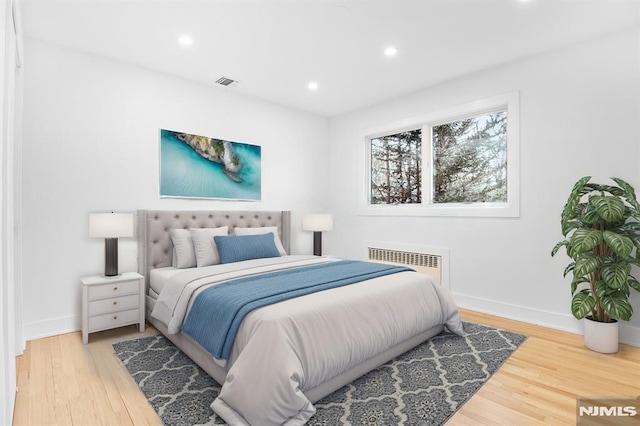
[18,0,640,117]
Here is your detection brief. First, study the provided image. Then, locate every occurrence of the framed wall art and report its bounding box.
[159,129,262,201]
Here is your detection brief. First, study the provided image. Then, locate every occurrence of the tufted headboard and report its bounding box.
[136,210,291,289]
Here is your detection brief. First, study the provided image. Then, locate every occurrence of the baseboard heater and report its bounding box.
[366,243,448,288]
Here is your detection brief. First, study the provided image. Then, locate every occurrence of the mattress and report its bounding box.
[149,266,183,295]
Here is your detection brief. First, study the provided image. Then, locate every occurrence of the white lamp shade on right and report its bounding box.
[302,214,333,232]
[89,213,134,238]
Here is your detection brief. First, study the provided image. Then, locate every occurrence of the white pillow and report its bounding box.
[169,228,196,269]
[191,226,229,267]
[234,226,287,256]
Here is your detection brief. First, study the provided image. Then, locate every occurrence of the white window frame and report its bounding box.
[363,92,519,218]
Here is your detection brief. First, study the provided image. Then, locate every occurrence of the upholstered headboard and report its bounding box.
[136,210,291,288]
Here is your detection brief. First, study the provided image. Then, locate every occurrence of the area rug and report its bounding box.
[113,322,526,425]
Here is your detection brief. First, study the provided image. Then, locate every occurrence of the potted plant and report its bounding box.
[552,176,640,353]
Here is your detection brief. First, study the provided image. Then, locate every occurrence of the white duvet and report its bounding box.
[151,255,463,425]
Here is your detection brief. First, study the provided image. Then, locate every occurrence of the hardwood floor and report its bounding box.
[13,325,162,426]
[451,311,640,425]
[12,309,640,425]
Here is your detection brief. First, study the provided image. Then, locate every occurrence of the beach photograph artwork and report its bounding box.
[159,129,262,200]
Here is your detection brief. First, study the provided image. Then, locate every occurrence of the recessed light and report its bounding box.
[178,35,193,46]
[308,81,319,91]
[384,46,397,57]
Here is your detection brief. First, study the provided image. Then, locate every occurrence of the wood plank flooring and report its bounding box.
[12,309,640,425]
[14,326,162,426]
[452,310,640,425]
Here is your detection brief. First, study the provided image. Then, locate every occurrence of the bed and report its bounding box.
[137,210,463,425]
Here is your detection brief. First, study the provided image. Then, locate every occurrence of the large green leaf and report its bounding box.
[604,231,634,257]
[589,195,626,223]
[574,254,603,277]
[619,221,640,233]
[628,276,640,293]
[561,219,584,238]
[572,203,587,217]
[600,293,634,320]
[601,260,631,289]
[617,223,640,247]
[593,184,625,197]
[594,279,609,301]
[602,231,634,258]
[563,262,575,278]
[581,204,605,225]
[551,240,568,257]
[570,228,603,254]
[612,177,640,212]
[566,240,581,259]
[571,276,589,295]
[571,291,595,319]
[561,176,591,225]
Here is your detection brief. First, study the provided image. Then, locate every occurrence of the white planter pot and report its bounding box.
[583,316,619,354]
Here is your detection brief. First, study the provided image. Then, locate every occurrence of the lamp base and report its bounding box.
[101,274,123,279]
[104,238,119,277]
[313,231,322,257]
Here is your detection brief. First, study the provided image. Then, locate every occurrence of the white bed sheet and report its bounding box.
[149,266,185,295]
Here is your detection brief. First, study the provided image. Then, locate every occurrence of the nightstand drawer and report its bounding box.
[89,294,139,316]
[88,309,139,332]
[88,279,139,300]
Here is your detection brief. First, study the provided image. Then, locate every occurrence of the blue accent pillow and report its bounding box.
[214,233,281,264]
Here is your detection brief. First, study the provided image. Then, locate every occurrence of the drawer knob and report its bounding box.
[113,286,118,291]
[113,301,117,305]
[113,315,118,320]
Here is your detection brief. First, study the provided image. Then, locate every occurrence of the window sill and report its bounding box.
[360,203,519,218]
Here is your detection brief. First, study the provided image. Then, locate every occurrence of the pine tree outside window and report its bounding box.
[370,130,422,205]
[364,93,519,217]
[430,110,507,204]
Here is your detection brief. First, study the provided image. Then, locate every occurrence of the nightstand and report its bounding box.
[81,272,145,344]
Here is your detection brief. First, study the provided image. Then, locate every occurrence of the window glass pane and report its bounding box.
[370,129,422,204]
[431,111,507,203]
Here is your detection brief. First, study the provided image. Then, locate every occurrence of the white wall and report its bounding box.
[21,39,330,340]
[1,0,22,423]
[1,1,9,421]
[327,29,640,344]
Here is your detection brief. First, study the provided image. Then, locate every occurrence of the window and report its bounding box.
[431,110,507,204]
[370,129,422,204]
[364,93,519,217]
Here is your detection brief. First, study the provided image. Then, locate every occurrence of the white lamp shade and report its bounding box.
[303,214,333,232]
[89,213,134,238]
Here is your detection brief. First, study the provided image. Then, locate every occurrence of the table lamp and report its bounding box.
[89,212,134,277]
[302,213,333,256]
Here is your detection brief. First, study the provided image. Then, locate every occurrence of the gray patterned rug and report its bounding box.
[113,322,526,425]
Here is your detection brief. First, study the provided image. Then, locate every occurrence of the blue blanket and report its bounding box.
[181,260,413,359]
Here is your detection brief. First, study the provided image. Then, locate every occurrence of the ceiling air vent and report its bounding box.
[214,76,238,87]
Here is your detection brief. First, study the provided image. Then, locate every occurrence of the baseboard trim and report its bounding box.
[22,315,79,342]
[452,292,640,347]
[620,322,640,347]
